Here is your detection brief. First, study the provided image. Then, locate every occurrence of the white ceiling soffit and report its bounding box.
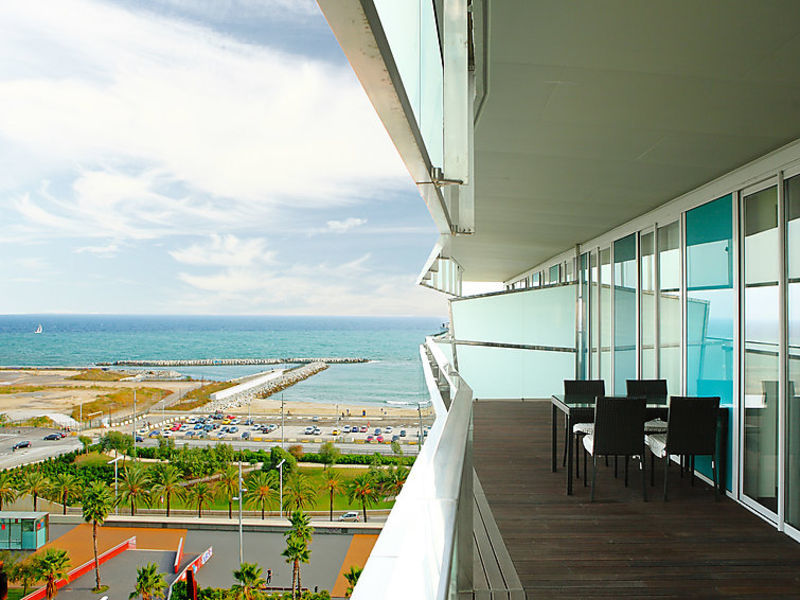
[457,0,800,282]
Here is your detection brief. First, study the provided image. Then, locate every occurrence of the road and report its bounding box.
[0,428,82,469]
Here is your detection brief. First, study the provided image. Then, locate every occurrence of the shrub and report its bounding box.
[287,444,304,460]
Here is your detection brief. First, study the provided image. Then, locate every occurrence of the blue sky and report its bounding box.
[0,0,447,316]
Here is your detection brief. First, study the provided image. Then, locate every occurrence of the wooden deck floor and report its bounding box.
[473,400,800,599]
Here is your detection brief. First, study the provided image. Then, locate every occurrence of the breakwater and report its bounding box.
[97,357,369,367]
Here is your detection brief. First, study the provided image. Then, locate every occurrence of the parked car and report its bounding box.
[12,441,31,450]
[221,426,230,433]
[304,426,315,435]
[149,430,161,438]
[43,433,60,441]
[135,435,144,443]
[374,428,382,436]
[391,435,400,442]
[384,426,393,433]
[376,435,384,443]
[242,431,250,439]
[332,428,340,435]
[400,429,406,437]
[339,511,360,522]
[194,424,203,430]
[359,425,368,433]
[313,427,321,435]
[343,425,351,434]
[229,426,239,433]
[366,435,374,443]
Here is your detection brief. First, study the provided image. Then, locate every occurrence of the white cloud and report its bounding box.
[75,243,120,257]
[0,0,409,246]
[326,218,367,234]
[170,234,274,267]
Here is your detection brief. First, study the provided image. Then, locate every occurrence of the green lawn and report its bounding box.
[7,589,24,600]
[115,465,394,514]
[74,451,112,467]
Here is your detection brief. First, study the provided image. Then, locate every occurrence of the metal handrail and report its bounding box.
[351,343,473,599]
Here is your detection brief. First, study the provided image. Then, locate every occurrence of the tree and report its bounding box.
[188,482,216,518]
[320,468,343,521]
[129,562,167,600]
[287,444,304,461]
[49,473,81,515]
[343,565,363,598]
[0,472,17,511]
[217,464,239,519]
[346,473,381,523]
[282,511,313,600]
[244,471,278,520]
[150,463,185,518]
[78,435,92,454]
[318,442,340,467]
[263,446,296,474]
[380,465,409,500]
[82,480,116,591]
[231,562,265,600]
[100,431,133,459]
[33,547,71,600]
[390,440,403,456]
[20,470,49,512]
[283,473,317,513]
[9,556,37,596]
[119,466,151,516]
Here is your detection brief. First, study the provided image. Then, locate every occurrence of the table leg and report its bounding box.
[567,415,574,495]
[552,403,558,473]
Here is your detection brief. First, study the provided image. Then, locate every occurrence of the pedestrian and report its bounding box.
[267,568,272,584]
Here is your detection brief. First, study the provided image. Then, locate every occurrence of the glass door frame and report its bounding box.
[738,175,783,525]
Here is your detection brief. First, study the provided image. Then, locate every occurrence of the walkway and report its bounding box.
[473,400,800,598]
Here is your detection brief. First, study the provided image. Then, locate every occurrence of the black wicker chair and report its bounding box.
[563,380,605,477]
[645,396,720,501]
[627,379,669,434]
[581,396,647,501]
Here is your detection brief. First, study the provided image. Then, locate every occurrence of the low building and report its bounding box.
[0,511,49,550]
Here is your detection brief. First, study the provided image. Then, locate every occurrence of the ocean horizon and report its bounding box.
[0,314,444,407]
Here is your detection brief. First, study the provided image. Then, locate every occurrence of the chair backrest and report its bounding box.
[592,396,646,456]
[564,380,605,403]
[626,379,667,404]
[666,396,720,455]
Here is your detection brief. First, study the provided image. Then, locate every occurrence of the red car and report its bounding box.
[376,435,384,443]
[366,435,374,443]
[359,425,368,433]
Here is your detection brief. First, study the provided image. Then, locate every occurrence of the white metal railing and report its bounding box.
[351,339,473,600]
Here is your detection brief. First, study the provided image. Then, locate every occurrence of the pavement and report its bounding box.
[0,428,81,470]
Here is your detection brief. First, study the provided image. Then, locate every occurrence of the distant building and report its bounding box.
[0,512,49,550]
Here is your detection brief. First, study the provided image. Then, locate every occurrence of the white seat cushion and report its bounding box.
[644,419,668,434]
[645,433,667,458]
[582,434,594,455]
[573,422,594,435]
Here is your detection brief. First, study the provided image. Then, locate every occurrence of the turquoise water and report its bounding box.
[0,315,442,406]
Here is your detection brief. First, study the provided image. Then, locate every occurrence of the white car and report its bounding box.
[343,425,351,434]
[339,511,360,522]
[304,426,315,435]
[384,426,393,433]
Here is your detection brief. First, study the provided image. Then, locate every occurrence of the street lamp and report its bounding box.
[277,458,286,519]
[234,460,248,564]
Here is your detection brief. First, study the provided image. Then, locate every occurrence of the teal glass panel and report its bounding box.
[590,251,600,380]
[640,232,656,379]
[686,194,734,490]
[786,174,800,528]
[614,234,637,394]
[600,248,612,390]
[549,264,560,284]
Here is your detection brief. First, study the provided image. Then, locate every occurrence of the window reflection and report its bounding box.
[614,234,637,394]
[658,222,680,396]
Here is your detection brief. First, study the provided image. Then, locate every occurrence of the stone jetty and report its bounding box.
[97,357,369,367]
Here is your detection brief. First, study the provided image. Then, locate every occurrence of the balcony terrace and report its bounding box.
[473,400,800,598]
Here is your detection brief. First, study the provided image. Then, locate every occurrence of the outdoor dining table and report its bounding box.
[551,394,728,496]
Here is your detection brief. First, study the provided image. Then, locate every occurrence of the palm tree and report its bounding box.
[346,472,381,523]
[129,562,167,600]
[32,547,71,600]
[217,464,239,519]
[281,536,310,600]
[320,468,343,521]
[381,465,410,500]
[282,473,317,513]
[0,472,17,510]
[150,464,185,518]
[231,562,265,600]
[119,466,151,516]
[244,471,278,520]
[188,482,216,518]
[343,565,363,598]
[82,480,116,591]
[20,471,49,512]
[48,473,81,515]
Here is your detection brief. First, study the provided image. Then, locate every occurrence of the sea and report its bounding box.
[0,315,444,407]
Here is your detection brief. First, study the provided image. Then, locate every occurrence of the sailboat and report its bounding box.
[34,324,42,334]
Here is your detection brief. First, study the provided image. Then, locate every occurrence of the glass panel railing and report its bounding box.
[351,338,472,599]
[373,0,443,167]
